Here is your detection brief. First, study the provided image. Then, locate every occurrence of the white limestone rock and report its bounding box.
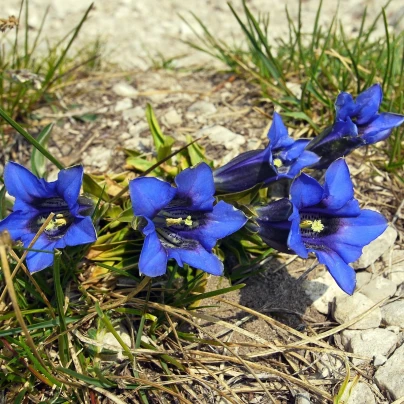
[115,97,133,112]
[187,100,217,115]
[302,271,346,315]
[341,328,398,365]
[340,382,376,404]
[333,293,382,329]
[374,343,404,400]
[197,125,245,150]
[112,82,138,98]
[381,300,404,327]
[359,276,397,303]
[353,227,397,269]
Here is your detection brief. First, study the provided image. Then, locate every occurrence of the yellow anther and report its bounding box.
[45,217,67,231]
[166,217,183,226]
[273,158,283,168]
[311,220,324,233]
[299,219,324,233]
[184,216,193,226]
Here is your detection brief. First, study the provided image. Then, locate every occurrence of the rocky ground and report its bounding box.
[1,0,403,403]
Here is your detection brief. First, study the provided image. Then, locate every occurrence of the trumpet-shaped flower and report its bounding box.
[288,159,387,294]
[253,159,387,294]
[307,84,404,168]
[0,162,97,273]
[129,163,247,277]
[248,198,293,253]
[213,113,319,193]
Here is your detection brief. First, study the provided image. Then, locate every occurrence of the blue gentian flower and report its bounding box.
[307,84,404,169]
[248,198,293,253]
[213,112,319,193]
[0,162,97,273]
[252,159,387,294]
[287,159,387,294]
[129,163,247,277]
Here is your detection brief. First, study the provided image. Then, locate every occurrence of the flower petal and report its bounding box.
[361,113,404,144]
[325,209,387,263]
[268,112,294,148]
[168,244,224,275]
[335,92,356,121]
[0,210,34,241]
[4,162,57,209]
[287,205,309,258]
[355,84,382,125]
[314,249,356,295]
[175,201,247,250]
[213,149,276,193]
[139,232,168,277]
[56,165,83,212]
[129,177,176,219]
[25,235,56,273]
[63,217,97,247]
[290,173,324,209]
[322,159,354,210]
[175,163,215,211]
[282,150,320,179]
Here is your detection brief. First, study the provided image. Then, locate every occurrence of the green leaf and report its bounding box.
[145,103,175,160]
[57,366,116,389]
[83,174,110,202]
[31,123,53,178]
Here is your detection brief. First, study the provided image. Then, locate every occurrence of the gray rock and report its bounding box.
[163,108,182,126]
[355,271,373,289]
[122,106,145,122]
[333,293,382,329]
[295,391,311,404]
[373,354,387,367]
[353,227,397,269]
[115,97,133,112]
[360,277,397,303]
[374,343,404,400]
[381,300,404,327]
[302,271,346,315]
[341,328,398,365]
[316,353,344,378]
[197,125,245,151]
[187,100,217,115]
[385,249,404,287]
[112,82,138,98]
[340,382,376,404]
[82,147,112,172]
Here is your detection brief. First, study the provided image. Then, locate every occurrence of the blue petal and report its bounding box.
[335,93,356,121]
[355,84,382,125]
[277,139,309,161]
[268,113,294,148]
[282,150,320,179]
[129,177,176,219]
[314,249,356,294]
[24,235,56,273]
[287,205,309,258]
[213,149,276,193]
[290,173,324,209]
[56,165,83,212]
[4,162,57,209]
[63,217,97,247]
[175,163,215,211]
[326,209,387,262]
[139,231,168,277]
[322,159,354,210]
[168,245,224,275]
[0,211,34,241]
[175,201,247,250]
[361,113,404,144]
